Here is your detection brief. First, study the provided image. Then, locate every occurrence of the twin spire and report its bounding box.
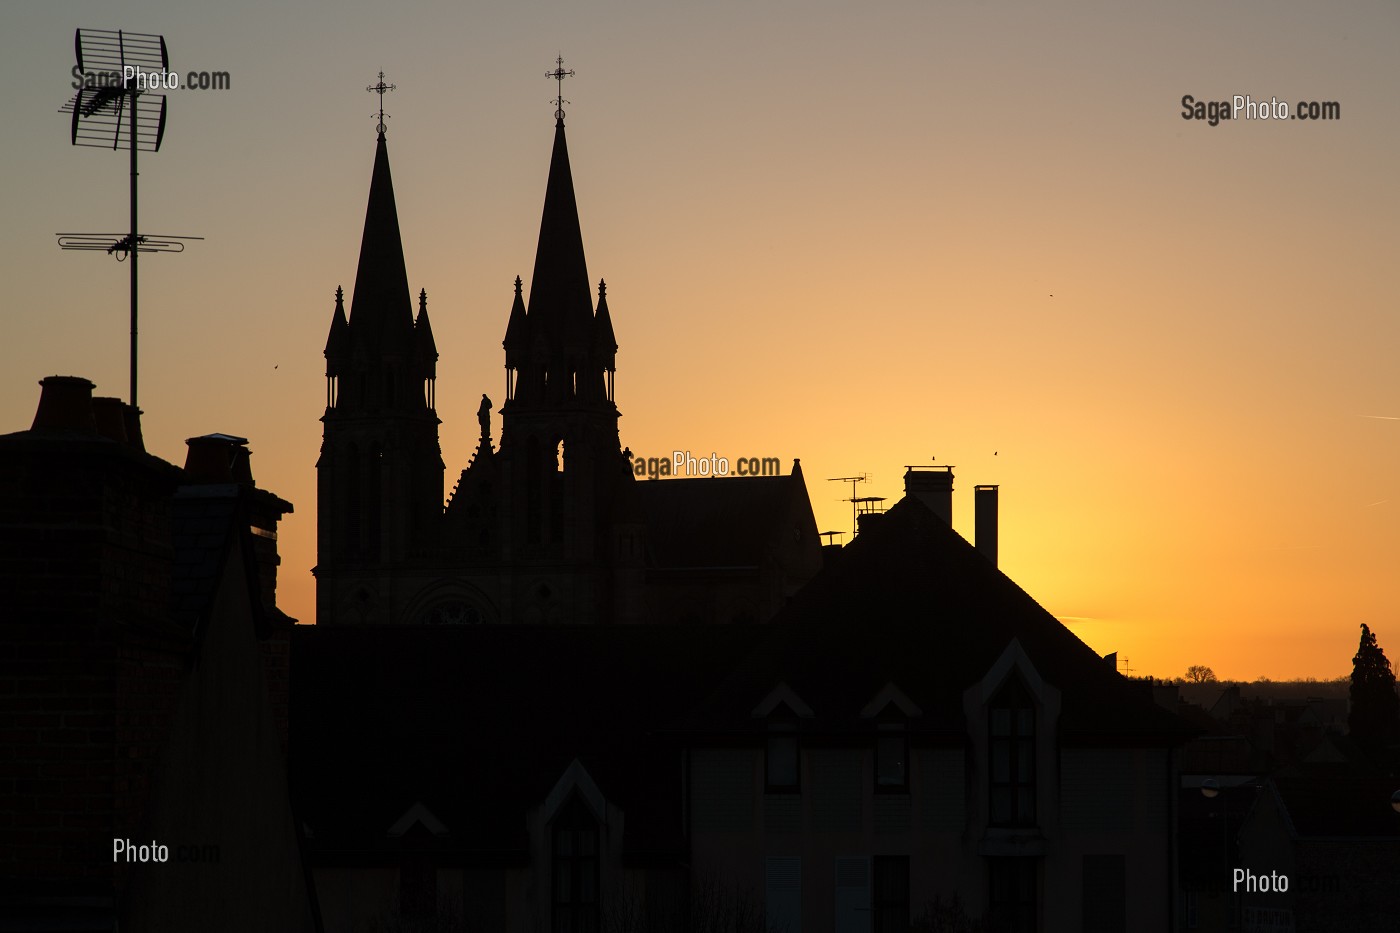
[327,61,614,413]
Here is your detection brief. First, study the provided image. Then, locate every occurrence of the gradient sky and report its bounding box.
[3,0,1397,680]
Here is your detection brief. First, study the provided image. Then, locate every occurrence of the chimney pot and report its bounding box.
[30,375,97,435]
[91,397,129,444]
[184,433,251,484]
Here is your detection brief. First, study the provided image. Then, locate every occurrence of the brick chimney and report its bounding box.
[903,465,954,523]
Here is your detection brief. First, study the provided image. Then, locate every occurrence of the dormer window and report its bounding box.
[989,676,1035,826]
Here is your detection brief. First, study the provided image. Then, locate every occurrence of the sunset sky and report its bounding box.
[3,1,1397,680]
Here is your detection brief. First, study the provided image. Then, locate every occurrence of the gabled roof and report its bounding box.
[671,495,1195,743]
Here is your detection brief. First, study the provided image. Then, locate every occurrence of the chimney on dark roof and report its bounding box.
[975,484,999,566]
[30,375,97,435]
[903,465,953,523]
[184,434,253,485]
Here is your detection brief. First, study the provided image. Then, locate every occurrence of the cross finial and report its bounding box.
[367,71,396,137]
[546,55,574,124]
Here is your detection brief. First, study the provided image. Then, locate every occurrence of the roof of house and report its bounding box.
[631,471,810,570]
[670,496,1195,743]
[289,624,766,862]
[290,493,1195,865]
[1268,759,1400,839]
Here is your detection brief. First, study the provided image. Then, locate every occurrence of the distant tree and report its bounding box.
[1349,623,1400,747]
[1185,665,1218,684]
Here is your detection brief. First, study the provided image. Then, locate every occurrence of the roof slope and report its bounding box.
[674,495,1194,742]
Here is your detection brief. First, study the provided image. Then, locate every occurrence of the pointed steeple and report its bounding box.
[593,278,616,371]
[324,286,349,375]
[414,288,437,377]
[349,132,415,355]
[527,118,593,348]
[503,275,529,368]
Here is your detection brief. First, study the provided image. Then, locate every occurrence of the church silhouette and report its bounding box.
[314,92,822,628]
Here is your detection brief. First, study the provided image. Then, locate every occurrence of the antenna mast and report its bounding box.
[58,28,199,409]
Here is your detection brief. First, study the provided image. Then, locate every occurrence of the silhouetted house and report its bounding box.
[292,483,1194,932]
[0,377,316,932]
[313,116,821,627]
[672,493,1195,933]
[1238,760,1400,932]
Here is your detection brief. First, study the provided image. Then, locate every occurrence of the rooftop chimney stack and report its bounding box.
[30,375,97,435]
[183,434,253,485]
[91,397,129,445]
[975,484,999,566]
[903,466,954,523]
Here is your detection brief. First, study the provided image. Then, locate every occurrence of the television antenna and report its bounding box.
[57,28,200,409]
[827,473,869,537]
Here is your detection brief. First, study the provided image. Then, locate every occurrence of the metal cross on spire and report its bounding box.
[546,55,574,122]
[367,71,395,136]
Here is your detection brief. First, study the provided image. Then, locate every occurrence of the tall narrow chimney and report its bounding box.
[975,484,999,566]
[903,466,953,523]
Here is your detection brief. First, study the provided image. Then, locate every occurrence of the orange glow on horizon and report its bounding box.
[4,0,1399,682]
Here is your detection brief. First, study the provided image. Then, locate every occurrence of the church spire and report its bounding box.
[348,117,415,358]
[526,105,593,349]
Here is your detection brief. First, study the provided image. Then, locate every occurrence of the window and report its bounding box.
[875,731,907,792]
[766,732,799,792]
[987,857,1037,933]
[872,856,909,933]
[766,707,800,792]
[989,676,1035,826]
[552,796,600,933]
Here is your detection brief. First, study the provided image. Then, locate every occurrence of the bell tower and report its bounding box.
[315,99,443,625]
[495,64,629,622]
